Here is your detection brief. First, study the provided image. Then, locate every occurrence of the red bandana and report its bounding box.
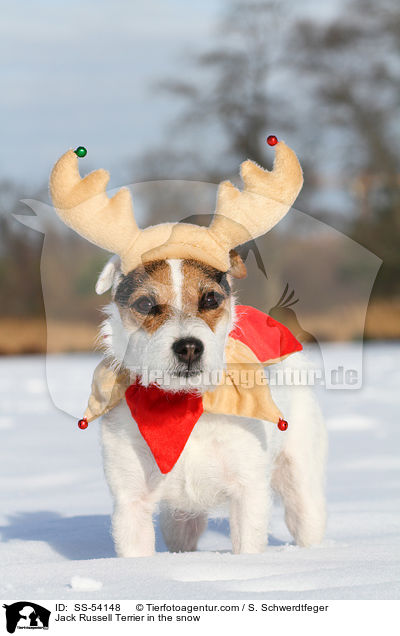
[125,306,302,474]
[125,382,203,474]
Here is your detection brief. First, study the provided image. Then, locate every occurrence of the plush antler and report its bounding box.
[50,150,140,259]
[49,140,303,275]
[209,141,303,249]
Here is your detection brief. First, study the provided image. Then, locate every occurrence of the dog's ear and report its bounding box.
[95,255,122,294]
[229,249,247,279]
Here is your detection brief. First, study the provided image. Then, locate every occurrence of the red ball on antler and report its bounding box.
[78,418,88,430]
[267,135,278,146]
[277,418,288,431]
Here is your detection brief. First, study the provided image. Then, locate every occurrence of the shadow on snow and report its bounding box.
[0,511,287,560]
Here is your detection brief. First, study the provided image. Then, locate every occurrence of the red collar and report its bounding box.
[125,306,302,474]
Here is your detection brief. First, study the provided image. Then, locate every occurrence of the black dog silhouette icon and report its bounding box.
[3,602,50,633]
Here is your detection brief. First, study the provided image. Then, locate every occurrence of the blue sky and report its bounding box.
[0,0,340,189]
[0,0,223,187]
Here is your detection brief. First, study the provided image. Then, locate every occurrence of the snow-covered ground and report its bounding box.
[0,344,399,600]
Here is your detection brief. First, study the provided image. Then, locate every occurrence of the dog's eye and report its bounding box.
[199,291,224,311]
[131,296,159,315]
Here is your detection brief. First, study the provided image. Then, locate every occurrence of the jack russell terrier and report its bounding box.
[49,138,327,557]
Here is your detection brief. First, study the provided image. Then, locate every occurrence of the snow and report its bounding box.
[1,344,400,600]
[70,576,103,592]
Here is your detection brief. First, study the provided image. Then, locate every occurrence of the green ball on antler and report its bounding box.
[74,146,87,158]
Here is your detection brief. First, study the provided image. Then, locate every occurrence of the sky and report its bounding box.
[0,0,342,190]
[0,0,222,188]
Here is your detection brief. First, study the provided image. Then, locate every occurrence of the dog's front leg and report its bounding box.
[112,497,157,558]
[229,482,271,554]
[102,407,163,558]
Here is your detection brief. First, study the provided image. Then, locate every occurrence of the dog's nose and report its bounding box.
[172,338,204,364]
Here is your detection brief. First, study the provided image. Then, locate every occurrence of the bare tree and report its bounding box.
[292,0,400,295]
[293,0,400,188]
[138,0,296,181]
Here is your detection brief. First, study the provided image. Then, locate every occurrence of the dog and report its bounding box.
[96,254,327,557]
[48,138,327,556]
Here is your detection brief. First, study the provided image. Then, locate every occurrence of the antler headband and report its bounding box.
[49,137,303,274]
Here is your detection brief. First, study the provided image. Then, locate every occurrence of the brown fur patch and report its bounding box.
[229,249,247,279]
[182,260,231,332]
[115,258,231,335]
[115,260,174,334]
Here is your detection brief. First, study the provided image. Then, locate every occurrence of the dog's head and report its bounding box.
[96,252,246,393]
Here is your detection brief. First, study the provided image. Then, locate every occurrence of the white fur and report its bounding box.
[95,255,121,295]
[167,259,183,311]
[97,256,327,556]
